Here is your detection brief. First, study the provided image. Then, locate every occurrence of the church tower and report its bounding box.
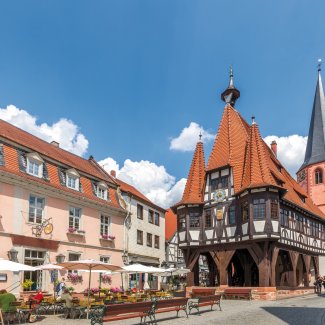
[297,61,325,214]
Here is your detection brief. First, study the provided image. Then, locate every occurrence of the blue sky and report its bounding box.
[0,1,324,207]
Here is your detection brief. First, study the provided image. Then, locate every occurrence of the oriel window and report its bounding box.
[270,199,279,219]
[228,205,236,225]
[253,199,266,220]
[205,210,212,228]
[189,212,200,228]
[178,215,186,230]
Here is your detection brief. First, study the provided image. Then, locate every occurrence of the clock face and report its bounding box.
[213,189,226,202]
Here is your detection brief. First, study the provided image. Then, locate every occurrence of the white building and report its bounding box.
[110,172,166,289]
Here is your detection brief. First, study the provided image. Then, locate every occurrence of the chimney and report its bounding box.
[110,170,116,178]
[271,140,277,157]
[51,141,59,147]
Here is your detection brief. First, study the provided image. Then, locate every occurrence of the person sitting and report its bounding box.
[29,289,43,308]
[61,288,73,318]
[0,289,17,321]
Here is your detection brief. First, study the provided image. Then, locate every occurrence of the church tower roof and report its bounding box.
[177,138,205,205]
[300,60,325,170]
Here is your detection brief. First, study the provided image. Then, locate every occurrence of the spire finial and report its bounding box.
[318,59,322,72]
[251,115,256,125]
[229,65,234,88]
[199,131,203,142]
[221,65,240,106]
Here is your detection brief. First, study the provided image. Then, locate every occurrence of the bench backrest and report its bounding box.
[104,301,153,316]
[191,289,215,297]
[198,295,221,303]
[224,289,252,294]
[155,298,188,309]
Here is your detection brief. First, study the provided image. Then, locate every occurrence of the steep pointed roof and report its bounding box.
[178,140,205,205]
[205,104,325,219]
[207,104,250,191]
[300,66,325,170]
[241,122,274,189]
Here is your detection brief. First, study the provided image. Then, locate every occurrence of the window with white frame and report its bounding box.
[29,195,45,224]
[69,207,81,230]
[26,153,44,178]
[66,169,80,191]
[100,256,110,263]
[100,215,110,235]
[95,182,108,200]
[68,253,80,274]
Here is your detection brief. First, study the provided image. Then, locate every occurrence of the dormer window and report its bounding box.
[95,182,108,200]
[26,153,44,178]
[66,169,80,191]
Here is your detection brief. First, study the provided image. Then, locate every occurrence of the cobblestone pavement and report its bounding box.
[36,294,325,325]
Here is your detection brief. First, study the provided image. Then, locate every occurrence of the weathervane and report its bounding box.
[199,132,202,141]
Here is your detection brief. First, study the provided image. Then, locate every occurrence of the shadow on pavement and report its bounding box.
[262,307,325,325]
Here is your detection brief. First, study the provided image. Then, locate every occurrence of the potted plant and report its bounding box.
[22,279,34,291]
[67,227,76,233]
[108,235,116,240]
[101,234,110,240]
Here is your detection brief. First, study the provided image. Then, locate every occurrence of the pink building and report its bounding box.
[0,119,126,295]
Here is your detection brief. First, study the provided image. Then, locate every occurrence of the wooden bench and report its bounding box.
[188,295,222,314]
[190,288,215,298]
[153,297,189,320]
[89,301,154,325]
[223,288,252,300]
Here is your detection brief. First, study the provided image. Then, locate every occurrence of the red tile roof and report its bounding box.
[0,120,122,210]
[207,105,250,192]
[205,105,325,219]
[0,119,116,184]
[177,141,205,206]
[115,178,165,212]
[165,208,177,241]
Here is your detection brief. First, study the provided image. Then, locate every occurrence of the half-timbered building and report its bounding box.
[173,68,325,289]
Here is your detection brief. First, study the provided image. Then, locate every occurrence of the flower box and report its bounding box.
[101,234,115,240]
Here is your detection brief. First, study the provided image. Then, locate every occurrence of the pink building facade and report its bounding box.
[0,120,126,295]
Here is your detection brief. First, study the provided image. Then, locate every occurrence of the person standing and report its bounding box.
[56,277,66,297]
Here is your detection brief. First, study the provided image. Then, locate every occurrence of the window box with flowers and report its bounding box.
[101,274,112,284]
[100,234,115,241]
[67,273,83,284]
[67,228,85,236]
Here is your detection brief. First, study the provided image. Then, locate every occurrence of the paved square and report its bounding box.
[35,294,325,325]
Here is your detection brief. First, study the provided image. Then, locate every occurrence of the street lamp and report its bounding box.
[7,248,18,261]
[122,251,129,265]
[55,254,65,264]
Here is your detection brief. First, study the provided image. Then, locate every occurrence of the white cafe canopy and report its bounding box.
[153,267,191,277]
[35,263,63,270]
[120,263,164,274]
[0,258,36,272]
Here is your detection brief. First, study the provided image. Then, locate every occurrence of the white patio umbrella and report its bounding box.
[57,259,121,317]
[154,267,191,277]
[0,258,36,271]
[120,264,164,289]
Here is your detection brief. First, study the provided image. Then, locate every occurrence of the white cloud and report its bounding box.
[0,105,88,156]
[99,157,186,208]
[264,134,308,176]
[170,122,214,152]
